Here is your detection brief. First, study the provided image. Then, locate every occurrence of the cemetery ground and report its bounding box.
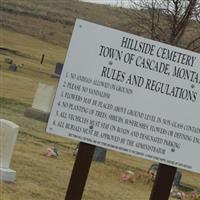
[1,28,200,200]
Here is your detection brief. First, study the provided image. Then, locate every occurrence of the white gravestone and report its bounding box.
[0,119,19,182]
[32,82,56,113]
[24,82,56,122]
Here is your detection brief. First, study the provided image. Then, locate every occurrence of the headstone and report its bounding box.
[0,119,19,182]
[4,58,13,64]
[74,143,107,162]
[9,64,17,72]
[32,83,56,113]
[93,147,107,162]
[148,163,182,187]
[173,171,182,187]
[52,62,63,78]
[24,82,56,122]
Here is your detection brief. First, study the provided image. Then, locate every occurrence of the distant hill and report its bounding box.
[1,0,200,52]
[0,0,125,47]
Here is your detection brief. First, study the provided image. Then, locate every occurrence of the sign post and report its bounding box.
[65,142,95,200]
[46,19,200,200]
[150,164,177,200]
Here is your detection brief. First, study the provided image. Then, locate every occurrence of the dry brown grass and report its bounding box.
[0,28,152,200]
[0,97,153,200]
[0,29,65,103]
[0,0,122,47]
[1,0,200,52]
[0,27,200,200]
[0,97,199,200]
[0,1,200,198]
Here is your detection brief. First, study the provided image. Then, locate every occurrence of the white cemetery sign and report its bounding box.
[47,19,200,173]
[0,119,19,182]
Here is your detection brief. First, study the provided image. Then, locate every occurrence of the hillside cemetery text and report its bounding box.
[47,19,200,173]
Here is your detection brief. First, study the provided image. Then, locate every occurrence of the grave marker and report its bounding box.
[52,62,63,78]
[148,163,182,187]
[9,63,17,72]
[4,58,13,64]
[24,82,56,122]
[74,143,107,162]
[0,119,19,182]
[93,146,107,162]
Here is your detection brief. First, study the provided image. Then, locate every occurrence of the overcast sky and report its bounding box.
[80,0,130,7]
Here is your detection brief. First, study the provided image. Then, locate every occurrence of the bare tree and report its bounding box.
[118,0,200,52]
